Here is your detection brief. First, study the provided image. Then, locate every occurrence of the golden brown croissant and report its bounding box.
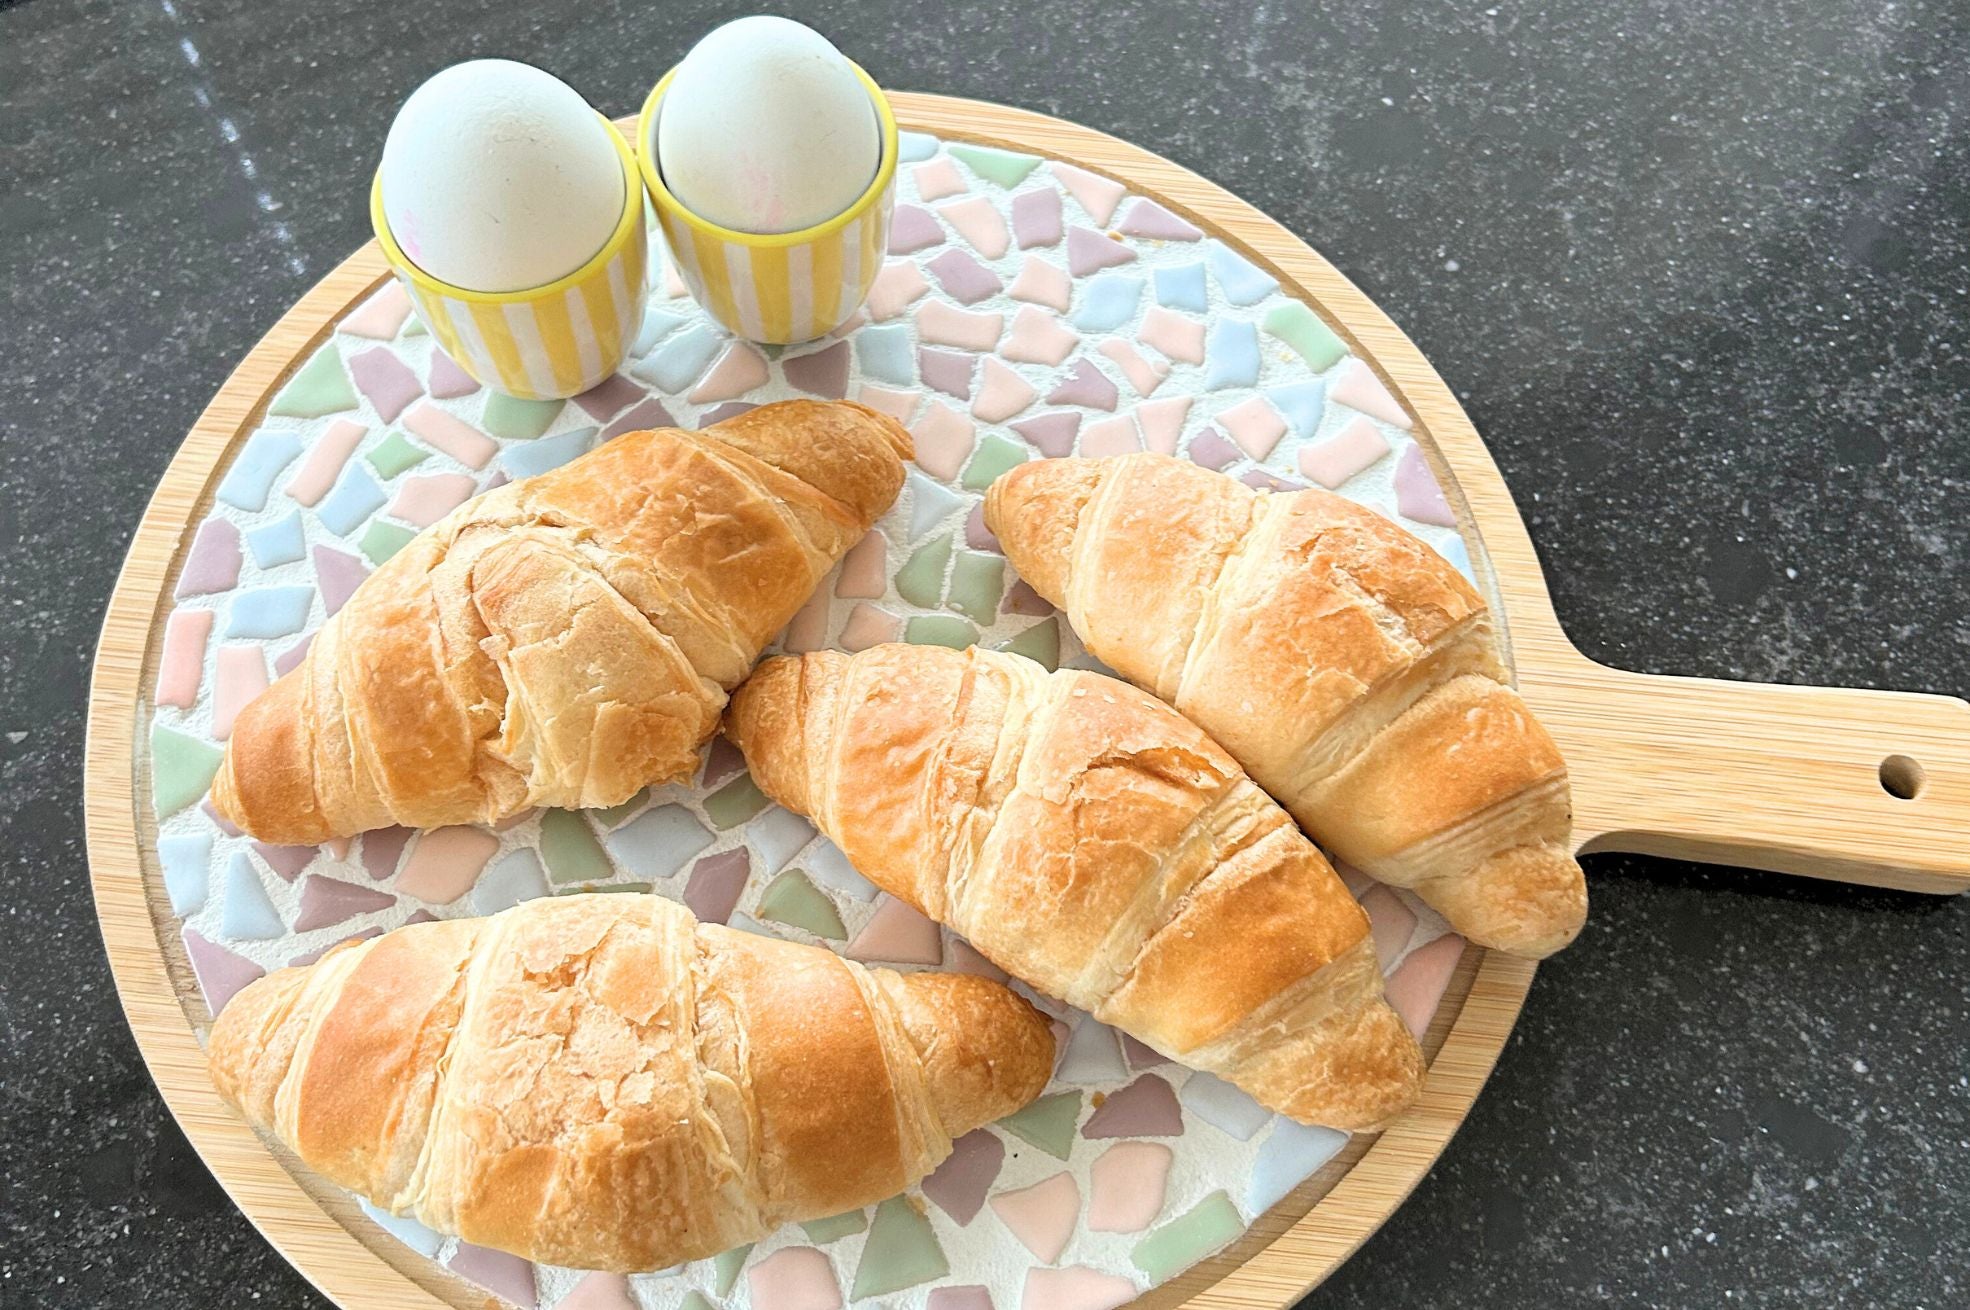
[208,893,1052,1272]
[211,400,912,843]
[727,644,1425,1131]
[985,452,1586,959]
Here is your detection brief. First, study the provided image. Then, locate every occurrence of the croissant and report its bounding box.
[727,644,1425,1131]
[985,452,1586,959]
[210,400,912,843]
[208,892,1052,1272]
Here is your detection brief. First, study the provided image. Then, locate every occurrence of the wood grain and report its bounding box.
[83,92,1966,1310]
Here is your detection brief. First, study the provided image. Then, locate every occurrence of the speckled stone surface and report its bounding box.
[2,0,1966,1306]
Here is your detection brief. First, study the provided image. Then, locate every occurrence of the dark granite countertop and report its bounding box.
[3,0,1965,1305]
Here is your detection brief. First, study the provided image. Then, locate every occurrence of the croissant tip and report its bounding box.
[207,962,311,1122]
[1455,844,1589,960]
[978,459,1107,603]
[891,970,1056,1134]
[1306,1005,1430,1134]
[1487,915,1586,961]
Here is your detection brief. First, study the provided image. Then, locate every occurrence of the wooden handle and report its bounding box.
[1523,654,1970,893]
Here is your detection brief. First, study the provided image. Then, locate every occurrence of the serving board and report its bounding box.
[85,95,1970,1310]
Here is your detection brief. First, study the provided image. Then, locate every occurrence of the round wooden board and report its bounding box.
[87,94,1542,1310]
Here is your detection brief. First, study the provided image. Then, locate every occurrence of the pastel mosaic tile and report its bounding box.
[1066,226,1137,277]
[1131,1191,1242,1282]
[928,248,1003,304]
[1097,339,1167,398]
[972,357,1036,423]
[888,203,945,255]
[939,196,1010,259]
[1012,186,1063,248]
[402,401,497,469]
[340,282,411,340]
[756,868,847,940]
[396,827,500,905]
[922,1129,1005,1225]
[155,609,211,709]
[1088,1141,1173,1233]
[1052,162,1125,226]
[269,347,357,419]
[1118,199,1204,242]
[1154,261,1208,312]
[1008,255,1072,312]
[1047,357,1118,411]
[948,143,1041,189]
[749,1247,841,1310]
[845,894,943,965]
[998,1091,1082,1161]
[1083,1074,1183,1138]
[349,348,421,423]
[176,521,241,598]
[1056,1018,1128,1085]
[426,350,480,398]
[1021,1265,1135,1310]
[867,261,931,321]
[852,1196,949,1298]
[245,512,307,567]
[1071,275,1143,333]
[990,1171,1080,1263]
[144,132,1472,1310]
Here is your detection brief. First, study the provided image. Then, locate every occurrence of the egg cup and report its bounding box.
[369,115,649,401]
[636,63,899,345]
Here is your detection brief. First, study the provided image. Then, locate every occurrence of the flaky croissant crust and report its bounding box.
[730,644,1425,1131]
[986,453,1586,958]
[210,400,911,843]
[209,893,1053,1271]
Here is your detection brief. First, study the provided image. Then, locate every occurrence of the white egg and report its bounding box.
[380,59,623,293]
[656,16,880,234]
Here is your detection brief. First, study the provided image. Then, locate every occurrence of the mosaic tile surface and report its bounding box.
[147,131,1475,1310]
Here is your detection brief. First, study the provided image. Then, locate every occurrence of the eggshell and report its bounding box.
[380,60,623,293]
[656,17,880,234]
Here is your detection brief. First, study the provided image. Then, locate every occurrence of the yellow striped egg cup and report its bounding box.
[369,115,649,401]
[636,64,899,345]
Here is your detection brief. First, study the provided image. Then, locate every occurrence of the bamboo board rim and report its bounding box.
[85,93,1543,1310]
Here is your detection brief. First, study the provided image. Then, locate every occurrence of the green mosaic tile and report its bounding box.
[1262,301,1347,373]
[997,616,1061,671]
[704,773,770,829]
[800,1209,868,1243]
[1132,1191,1243,1283]
[755,869,846,941]
[481,393,563,441]
[364,430,428,479]
[151,724,223,817]
[948,144,1042,189]
[712,1244,751,1296]
[895,532,952,609]
[357,519,417,565]
[851,1196,949,1299]
[270,347,357,418]
[961,433,1028,490]
[946,551,1004,624]
[539,809,610,885]
[904,614,976,650]
[997,1091,1081,1160]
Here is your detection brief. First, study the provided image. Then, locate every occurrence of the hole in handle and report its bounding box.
[1879,755,1926,800]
